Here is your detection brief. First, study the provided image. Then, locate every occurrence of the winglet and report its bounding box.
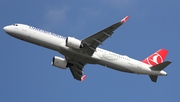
[81,75,86,81]
[121,16,129,23]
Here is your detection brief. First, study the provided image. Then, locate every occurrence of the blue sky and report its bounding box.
[1,0,180,101]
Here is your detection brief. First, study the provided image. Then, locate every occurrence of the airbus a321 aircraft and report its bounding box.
[3,16,171,82]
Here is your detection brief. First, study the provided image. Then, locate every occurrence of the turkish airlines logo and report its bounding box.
[146,53,163,66]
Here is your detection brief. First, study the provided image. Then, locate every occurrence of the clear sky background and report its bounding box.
[1,0,180,102]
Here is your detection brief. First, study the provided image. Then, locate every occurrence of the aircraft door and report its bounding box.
[22,25,27,31]
[22,25,31,38]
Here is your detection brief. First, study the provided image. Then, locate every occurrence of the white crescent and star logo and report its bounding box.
[146,53,163,66]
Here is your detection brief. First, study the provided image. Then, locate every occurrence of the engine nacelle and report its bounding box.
[66,37,82,49]
[51,56,68,69]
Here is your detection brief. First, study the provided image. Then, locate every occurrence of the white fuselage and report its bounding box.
[3,24,167,76]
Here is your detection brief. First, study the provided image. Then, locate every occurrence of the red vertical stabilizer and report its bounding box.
[142,49,168,66]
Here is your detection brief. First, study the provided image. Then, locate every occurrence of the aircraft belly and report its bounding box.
[98,59,134,73]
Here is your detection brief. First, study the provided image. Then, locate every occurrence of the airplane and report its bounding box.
[3,16,171,82]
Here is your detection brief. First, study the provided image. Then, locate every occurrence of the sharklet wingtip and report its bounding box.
[121,16,130,23]
[81,75,86,81]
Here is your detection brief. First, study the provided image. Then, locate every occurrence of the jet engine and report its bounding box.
[51,56,68,69]
[66,37,83,49]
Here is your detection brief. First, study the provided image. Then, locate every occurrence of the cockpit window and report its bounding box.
[13,24,18,26]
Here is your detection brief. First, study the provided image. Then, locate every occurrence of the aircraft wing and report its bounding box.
[69,65,86,81]
[65,57,87,81]
[81,16,129,55]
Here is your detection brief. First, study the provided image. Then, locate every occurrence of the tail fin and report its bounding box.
[142,49,168,66]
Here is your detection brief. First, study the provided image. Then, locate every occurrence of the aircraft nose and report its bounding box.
[3,26,13,34]
[3,26,10,32]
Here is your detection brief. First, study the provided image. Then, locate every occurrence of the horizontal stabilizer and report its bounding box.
[150,61,171,71]
[149,75,158,82]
